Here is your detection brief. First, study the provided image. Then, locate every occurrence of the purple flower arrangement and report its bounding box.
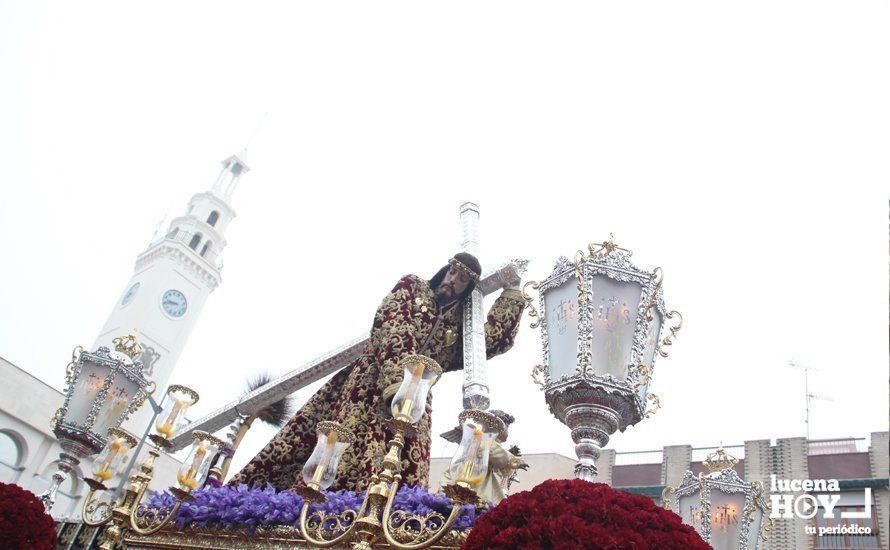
[145,484,486,534]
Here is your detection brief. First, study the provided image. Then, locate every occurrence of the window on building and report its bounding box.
[200,241,213,257]
[0,432,22,483]
[813,492,880,549]
[166,227,179,240]
[206,211,220,227]
[189,233,202,250]
[0,433,19,465]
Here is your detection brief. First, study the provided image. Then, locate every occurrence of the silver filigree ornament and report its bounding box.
[528,243,676,481]
[39,340,155,513]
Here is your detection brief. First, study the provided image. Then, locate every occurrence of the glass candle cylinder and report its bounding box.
[301,421,356,490]
[91,428,138,482]
[390,355,442,424]
[177,432,223,490]
[155,385,199,438]
[448,410,504,489]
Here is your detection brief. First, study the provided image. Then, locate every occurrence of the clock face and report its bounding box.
[161,289,187,317]
[121,282,140,305]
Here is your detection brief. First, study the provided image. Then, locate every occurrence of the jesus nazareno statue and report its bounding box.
[229,253,525,492]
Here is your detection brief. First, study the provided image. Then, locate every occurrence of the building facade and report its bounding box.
[0,356,183,522]
[430,433,890,549]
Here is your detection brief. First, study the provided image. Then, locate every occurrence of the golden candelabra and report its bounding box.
[293,355,492,550]
[78,385,225,550]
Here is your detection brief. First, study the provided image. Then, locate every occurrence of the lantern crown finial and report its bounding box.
[586,235,633,260]
[112,330,144,359]
[703,446,739,472]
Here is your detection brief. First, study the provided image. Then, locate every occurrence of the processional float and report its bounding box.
[44,233,781,550]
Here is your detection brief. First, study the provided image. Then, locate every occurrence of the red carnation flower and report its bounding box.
[0,482,58,550]
[463,478,709,550]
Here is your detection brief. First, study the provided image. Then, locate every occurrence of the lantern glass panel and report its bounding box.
[177,438,221,490]
[642,310,662,369]
[301,427,351,490]
[91,435,134,481]
[589,275,641,380]
[93,375,138,434]
[68,360,109,426]
[745,504,763,549]
[637,309,662,401]
[391,360,439,424]
[709,490,745,549]
[678,492,706,539]
[543,278,580,381]
[448,418,498,489]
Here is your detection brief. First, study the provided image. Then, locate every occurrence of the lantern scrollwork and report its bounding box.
[518,239,682,481]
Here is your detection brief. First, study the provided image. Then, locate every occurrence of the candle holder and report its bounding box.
[295,355,483,550]
[391,355,441,424]
[293,421,357,504]
[155,385,199,439]
[441,409,505,502]
[81,428,139,524]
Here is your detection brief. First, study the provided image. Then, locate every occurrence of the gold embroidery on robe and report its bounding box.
[229,275,524,492]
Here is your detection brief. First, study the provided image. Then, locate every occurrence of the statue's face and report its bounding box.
[436,266,470,302]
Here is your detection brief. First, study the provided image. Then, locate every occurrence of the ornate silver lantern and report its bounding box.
[663,448,773,549]
[523,238,682,480]
[40,332,155,512]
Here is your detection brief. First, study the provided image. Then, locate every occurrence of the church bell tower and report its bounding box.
[93,152,250,399]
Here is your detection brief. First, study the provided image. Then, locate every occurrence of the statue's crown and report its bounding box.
[112,330,144,360]
[703,446,739,472]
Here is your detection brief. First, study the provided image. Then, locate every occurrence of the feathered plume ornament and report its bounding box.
[245,372,298,428]
[214,372,299,482]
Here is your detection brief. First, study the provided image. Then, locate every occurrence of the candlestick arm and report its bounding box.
[299,497,367,548]
[81,485,116,526]
[381,480,461,550]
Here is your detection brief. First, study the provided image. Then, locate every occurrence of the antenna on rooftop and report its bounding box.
[788,359,832,440]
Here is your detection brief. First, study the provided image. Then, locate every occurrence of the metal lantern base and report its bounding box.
[545,377,642,482]
[38,453,81,513]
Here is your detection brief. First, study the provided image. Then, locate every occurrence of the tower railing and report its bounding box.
[146,230,223,270]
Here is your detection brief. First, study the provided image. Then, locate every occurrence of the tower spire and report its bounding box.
[244,111,268,150]
[210,152,250,200]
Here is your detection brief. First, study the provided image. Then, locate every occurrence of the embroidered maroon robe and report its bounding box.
[229,275,524,492]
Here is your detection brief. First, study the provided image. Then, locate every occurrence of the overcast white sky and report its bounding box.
[1,2,888,475]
